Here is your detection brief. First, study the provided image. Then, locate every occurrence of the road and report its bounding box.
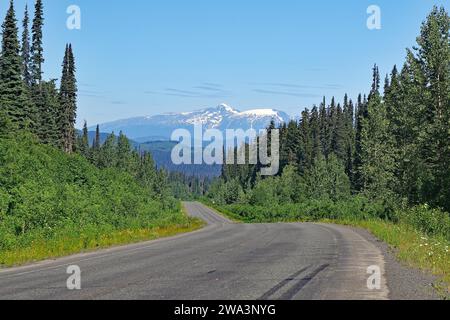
[0,202,437,300]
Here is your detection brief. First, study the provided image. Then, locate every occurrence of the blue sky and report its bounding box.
[1,0,448,127]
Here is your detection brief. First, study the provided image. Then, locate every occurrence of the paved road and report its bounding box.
[0,202,436,300]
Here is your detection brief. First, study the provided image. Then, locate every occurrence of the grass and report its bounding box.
[0,217,205,268]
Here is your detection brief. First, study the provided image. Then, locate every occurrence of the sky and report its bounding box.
[1,0,448,127]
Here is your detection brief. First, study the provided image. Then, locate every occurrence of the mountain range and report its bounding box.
[91,104,291,143]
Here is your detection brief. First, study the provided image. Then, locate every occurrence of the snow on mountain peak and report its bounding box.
[240,109,278,117]
[217,103,238,113]
[94,104,290,142]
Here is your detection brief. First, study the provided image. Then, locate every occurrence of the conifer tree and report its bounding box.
[76,120,90,157]
[284,120,301,168]
[31,0,44,84]
[331,103,346,161]
[353,94,367,191]
[299,109,312,173]
[404,6,450,209]
[59,44,77,153]
[309,106,321,163]
[117,131,132,172]
[98,132,117,168]
[0,0,32,130]
[360,68,396,200]
[94,124,101,149]
[21,5,32,87]
[319,97,330,157]
[35,80,59,146]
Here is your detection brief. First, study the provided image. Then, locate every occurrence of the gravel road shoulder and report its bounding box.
[349,226,442,300]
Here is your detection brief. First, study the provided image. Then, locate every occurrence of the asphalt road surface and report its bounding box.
[0,202,438,300]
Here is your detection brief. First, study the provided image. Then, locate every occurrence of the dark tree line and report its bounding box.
[221,6,450,212]
[0,0,77,153]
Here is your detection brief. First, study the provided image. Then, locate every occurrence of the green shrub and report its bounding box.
[0,135,183,253]
[396,204,450,241]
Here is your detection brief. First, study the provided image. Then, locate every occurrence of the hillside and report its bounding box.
[0,134,200,266]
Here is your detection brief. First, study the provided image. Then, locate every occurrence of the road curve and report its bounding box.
[0,202,403,300]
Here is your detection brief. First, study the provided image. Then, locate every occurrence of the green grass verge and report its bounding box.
[0,217,205,268]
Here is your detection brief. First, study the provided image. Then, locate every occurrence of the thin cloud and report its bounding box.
[253,89,321,98]
[165,88,199,95]
[144,85,231,99]
[252,82,343,90]
[194,85,223,92]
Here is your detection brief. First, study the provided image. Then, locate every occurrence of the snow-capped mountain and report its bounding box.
[93,104,290,142]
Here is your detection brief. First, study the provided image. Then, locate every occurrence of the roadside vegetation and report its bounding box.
[0,134,203,267]
[206,6,450,295]
[0,1,205,267]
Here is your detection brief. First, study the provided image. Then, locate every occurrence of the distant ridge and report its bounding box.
[91,104,291,142]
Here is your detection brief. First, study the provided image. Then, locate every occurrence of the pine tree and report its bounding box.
[76,120,90,157]
[360,68,396,200]
[410,6,450,205]
[369,64,380,100]
[98,132,117,168]
[331,102,346,161]
[299,109,312,173]
[94,124,101,149]
[117,131,132,172]
[309,105,321,163]
[21,5,32,87]
[283,120,301,168]
[353,94,367,191]
[34,80,59,146]
[404,6,450,210]
[59,44,77,153]
[343,95,355,178]
[90,124,101,166]
[31,0,44,84]
[319,97,330,157]
[0,0,33,130]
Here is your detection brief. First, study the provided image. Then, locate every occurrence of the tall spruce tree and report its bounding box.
[76,120,90,157]
[299,109,312,173]
[405,6,450,210]
[35,80,59,146]
[31,0,44,84]
[21,5,32,87]
[117,131,132,172]
[319,97,330,157]
[353,94,368,191]
[0,0,32,130]
[310,106,321,163]
[360,67,396,200]
[331,102,347,161]
[59,44,77,153]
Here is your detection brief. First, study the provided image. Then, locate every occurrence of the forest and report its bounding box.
[0,0,201,266]
[210,6,449,217]
[206,7,450,283]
